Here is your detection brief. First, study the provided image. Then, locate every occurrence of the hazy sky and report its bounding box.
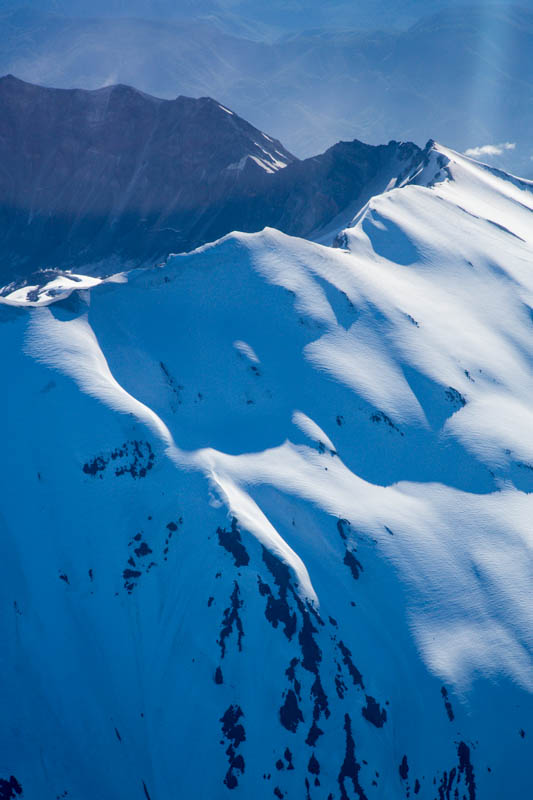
[1,0,522,32]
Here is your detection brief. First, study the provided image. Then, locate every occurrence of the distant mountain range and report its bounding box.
[0,75,421,284]
[0,4,531,174]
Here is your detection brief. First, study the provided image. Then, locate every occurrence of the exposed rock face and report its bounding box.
[0,75,421,283]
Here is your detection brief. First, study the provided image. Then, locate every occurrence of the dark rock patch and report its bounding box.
[337,519,364,579]
[362,695,387,728]
[284,749,295,770]
[280,690,303,732]
[457,741,476,800]
[298,610,321,676]
[258,552,297,640]
[308,754,320,775]
[370,411,404,436]
[344,549,363,580]
[217,518,250,567]
[436,768,457,800]
[337,518,350,541]
[258,577,297,640]
[134,541,152,558]
[285,658,301,698]
[0,777,22,799]
[261,546,330,728]
[219,581,244,658]
[262,548,291,589]
[445,387,466,408]
[306,721,324,747]
[114,440,155,478]
[310,675,328,722]
[83,440,155,480]
[142,781,152,800]
[123,517,181,590]
[123,568,142,594]
[82,455,107,477]
[441,686,455,722]
[295,604,329,724]
[221,705,246,790]
[338,714,367,800]
[335,671,348,700]
[337,641,364,689]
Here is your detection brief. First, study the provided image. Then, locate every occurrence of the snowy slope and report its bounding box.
[1,142,532,799]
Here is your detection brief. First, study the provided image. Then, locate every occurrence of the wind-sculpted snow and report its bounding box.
[1,143,532,798]
[25,309,174,447]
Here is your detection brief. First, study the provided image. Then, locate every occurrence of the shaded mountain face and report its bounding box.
[0,75,295,281]
[0,75,421,283]
[1,143,533,798]
[193,138,422,248]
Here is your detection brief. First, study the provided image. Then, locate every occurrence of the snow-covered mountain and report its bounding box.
[1,142,533,799]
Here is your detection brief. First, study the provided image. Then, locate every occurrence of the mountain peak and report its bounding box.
[0,73,31,86]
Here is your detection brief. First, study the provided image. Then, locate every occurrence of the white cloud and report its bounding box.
[464,142,516,158]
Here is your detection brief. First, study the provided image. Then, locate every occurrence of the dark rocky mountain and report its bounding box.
[0,75,421,285]
[209,138,422,243]
[0,75,295,281]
